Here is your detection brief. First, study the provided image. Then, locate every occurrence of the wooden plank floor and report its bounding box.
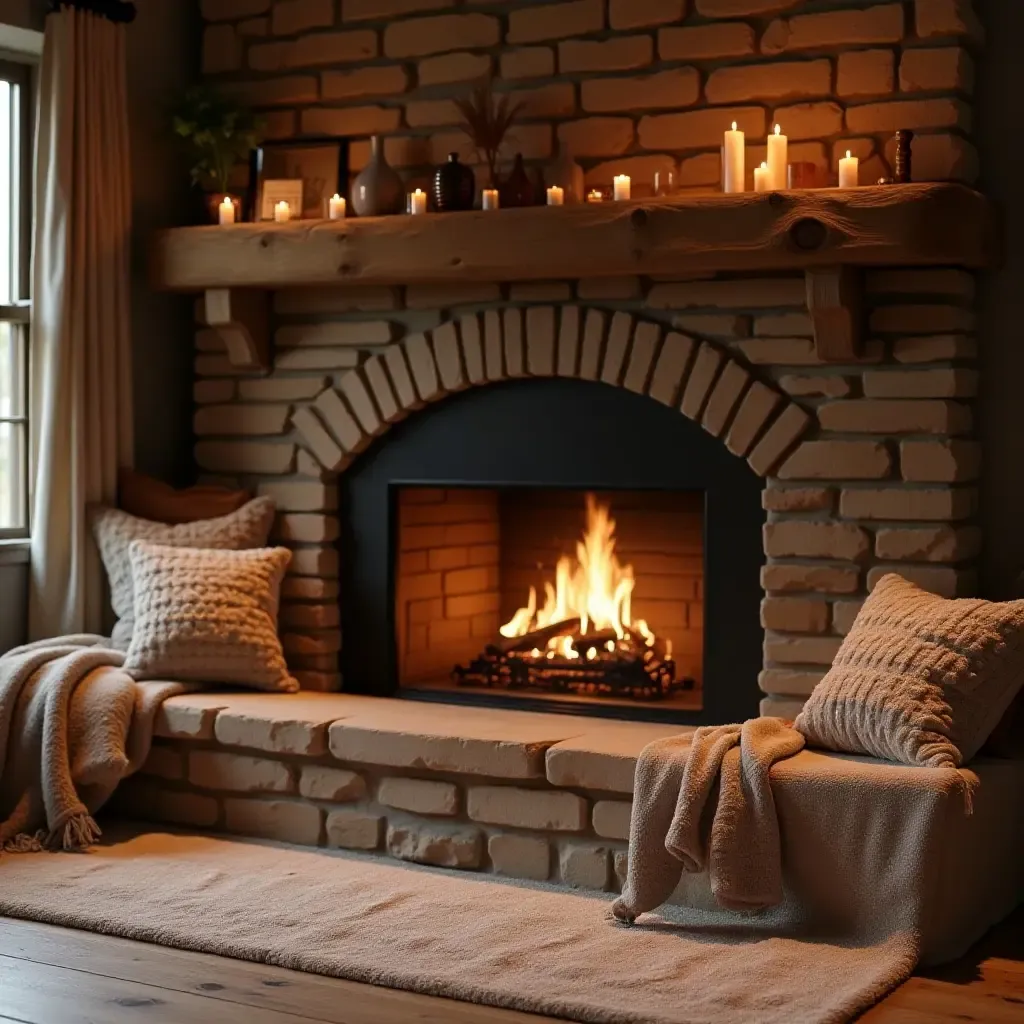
[0,909,1021,1023]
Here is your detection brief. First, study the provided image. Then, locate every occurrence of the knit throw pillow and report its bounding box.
[123,540,298,693]
[91,497,276,650]
[795,574,1024,768]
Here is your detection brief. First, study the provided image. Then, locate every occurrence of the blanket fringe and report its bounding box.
[47,813,102,852]
[2,830,46,854]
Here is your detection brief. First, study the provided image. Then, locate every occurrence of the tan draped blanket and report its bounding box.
[614,717,807,921]
[0,636,191,852]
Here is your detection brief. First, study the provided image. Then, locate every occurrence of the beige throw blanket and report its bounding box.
[0,636,190,852]
[614,717,805,922]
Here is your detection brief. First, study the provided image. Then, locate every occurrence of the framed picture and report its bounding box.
[250,137,349,220]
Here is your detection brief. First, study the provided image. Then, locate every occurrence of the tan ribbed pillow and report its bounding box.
[91,497,276,650]
[795,574,1024,768]
[123,540,298,693]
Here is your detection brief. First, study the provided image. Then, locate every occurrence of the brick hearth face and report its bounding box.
[193,269,979,718]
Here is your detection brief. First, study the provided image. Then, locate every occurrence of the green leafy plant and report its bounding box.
[172,86,263,194]
[454,81,523,189]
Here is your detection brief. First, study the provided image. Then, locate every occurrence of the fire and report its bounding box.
[499,494,666,659]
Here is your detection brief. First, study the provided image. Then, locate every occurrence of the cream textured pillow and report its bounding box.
[795,574,1024,768]
[91,496,276,650]
[123,540,298,693]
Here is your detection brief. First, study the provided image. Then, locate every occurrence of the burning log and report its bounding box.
[485,617,581,657]
[572,629,618,654]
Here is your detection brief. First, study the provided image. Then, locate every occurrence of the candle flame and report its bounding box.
[846,150,852,159]
[731,121,737,131]
[774,123,781,135]
[761,161,768,169]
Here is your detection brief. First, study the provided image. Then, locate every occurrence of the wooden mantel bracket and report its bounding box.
[805,266,863,362]
[204,288,271,372]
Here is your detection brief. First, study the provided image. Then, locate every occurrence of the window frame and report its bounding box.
[0,56,33,542]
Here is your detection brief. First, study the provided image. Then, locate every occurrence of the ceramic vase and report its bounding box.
[500,154,535,208]
[351,136,404,217]
[432,153,476,212]
[547,145,584,204]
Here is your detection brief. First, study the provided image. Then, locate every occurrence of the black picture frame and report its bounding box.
[248,137,349,221]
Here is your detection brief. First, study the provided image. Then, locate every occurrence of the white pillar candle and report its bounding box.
[613,175,631,201]
[218,197,236,225]
[767,123,788,190]
[547,185,564,206]
[274,200,291,223]
[838,150,860,188]
[722,122,745,193]
[754,162,771,194]
[586,189,603,203]
[329,194,346,220]
[482,188,499,210]
[409,188,427,215]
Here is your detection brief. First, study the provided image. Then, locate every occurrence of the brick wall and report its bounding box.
[200,0,982,193]
[192,267,979,716]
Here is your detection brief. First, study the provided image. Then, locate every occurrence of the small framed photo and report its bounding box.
[251,137,349,220]
[259,179,304,222]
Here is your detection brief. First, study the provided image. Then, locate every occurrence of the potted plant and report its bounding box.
[454,81,522,195]
[173,86,262,223]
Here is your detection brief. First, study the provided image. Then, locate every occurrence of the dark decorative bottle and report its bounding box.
[432,152,476,212]
[893,130,914,183]
[500,154,535,208]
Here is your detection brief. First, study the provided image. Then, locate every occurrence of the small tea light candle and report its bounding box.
[754,161,771,194]
[482,188,499,210]
[767,123,788,190]
[838,150,860,188]
[613,175,631,201]
[329,194,346,220]
[586,189,603,203]
[409,188,427,215]
[722,121,745,194]
[547,185,564,206]
[274,200,291,223]
[218,196,236,225]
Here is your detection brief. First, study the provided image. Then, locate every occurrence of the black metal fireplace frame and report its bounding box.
[338,377,765,726]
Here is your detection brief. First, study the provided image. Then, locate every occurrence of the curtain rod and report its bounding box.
[50,0,137,23]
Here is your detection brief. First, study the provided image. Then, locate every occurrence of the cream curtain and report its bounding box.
[28,6,133,639]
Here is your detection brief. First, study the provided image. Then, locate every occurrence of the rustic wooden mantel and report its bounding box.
[151,183,995,370]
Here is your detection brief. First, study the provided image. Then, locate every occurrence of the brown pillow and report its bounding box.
[118,468,250,525]
[794,574,1024,768]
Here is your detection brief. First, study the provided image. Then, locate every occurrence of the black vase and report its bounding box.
[432,152,476,212]
[500,153,535,208]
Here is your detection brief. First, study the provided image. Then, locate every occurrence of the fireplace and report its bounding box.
[395,486,703,709]
[337,375,765,724]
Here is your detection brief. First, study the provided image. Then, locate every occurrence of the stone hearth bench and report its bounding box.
[111,692,1024,964]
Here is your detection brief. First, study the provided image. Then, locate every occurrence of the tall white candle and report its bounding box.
[767,123,788,191]
[409,188,427,215]
[838,150,860,188]
[482,188,499,210]
[329,194,346,220]
[218,197,235,225]
[547,185,564,206]
[613,175,631,201]
[722,122,745,193]
[754,162,771,194]
[274,201,291,223]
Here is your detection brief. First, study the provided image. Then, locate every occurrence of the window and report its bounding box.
[0,60,31,539]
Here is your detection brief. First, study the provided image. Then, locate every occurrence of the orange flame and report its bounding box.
[499,494,664,659]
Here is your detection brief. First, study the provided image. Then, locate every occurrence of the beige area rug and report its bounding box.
[0,826,916,1024]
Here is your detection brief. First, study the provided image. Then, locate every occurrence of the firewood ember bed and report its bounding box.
[453,621,694,701]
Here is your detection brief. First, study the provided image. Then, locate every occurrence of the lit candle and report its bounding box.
[838,150,860,188]
[767,123,788,190]
[722,121,745,194]
[274,200,291,223]
[586,189,603,203]
[218,196,235,225]
[547,185,564,206]
[409,188,427,215]
[482,188,499,210]
[613,175,631,201]
[329,194,346,220]
[754,161,771,194]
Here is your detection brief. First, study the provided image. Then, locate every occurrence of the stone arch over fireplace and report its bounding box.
[290,306,813,482]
